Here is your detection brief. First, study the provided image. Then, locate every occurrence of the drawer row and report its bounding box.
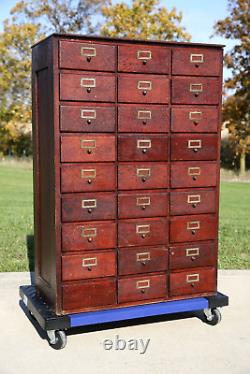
[61,162,218,191]
[62,267,216,312]
[60,73,220,105]
[62,243,217,280]
[62,215,218,248]
[61,134,218,162]
[61,104,219,133]
[60,40,221,76]
[61,189,217,222]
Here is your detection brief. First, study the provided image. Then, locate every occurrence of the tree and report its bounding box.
[213,0,250,174]
[101,0,191,41]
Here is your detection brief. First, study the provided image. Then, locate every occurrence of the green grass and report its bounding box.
[0,163,249,271]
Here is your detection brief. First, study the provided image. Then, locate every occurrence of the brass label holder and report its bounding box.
[190,54,204,63]
[137,110,152,120]
[136,224,151,234]
[137,81,152,91]
[137,50,152,60]
[189,83,203,93]
[188,167,201,176]
[188,139,202,149]
[80,227,97,238]
[189,111,203,121]
[81,199,97,209]
[136,279,150,289]
[186,273,200,283]
[80,109,96,119]
[80,78,96,88]
[80,169,96,179]
[187,194,201,204]
[186,247,200,257]
[80,47,96,57]
[136,196,151,206]
[82,257,98,267]
[187,221,200,230]
[137,139,152,149]
[136,252,151,262]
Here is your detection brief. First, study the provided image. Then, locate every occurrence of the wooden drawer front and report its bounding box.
[62,278,117,312]
[59,41,116,71]
[118,191,168,219]
[60,105,116,132]
[169,267,216,297]
[62,250,116,281]
[118,104,169,133]
[118,74,169,104]
[118,162,169,190]
[60,73,116,102]
[62,221,116,252]
[172,48,221,76]
[61,134,115,163]
[61,192,116,222]
[169,241,217,270]
[118,246,168,276]
[118,135,168,161]
[171,106,218,133]
[171,134,218,161]
[171,162,217,188]
[170,189,216,215]
[118,274,167,303]
[170,214,217,243]
[172,77,220,105]
[118,217,168,247]
[61,163,116,193]
[118,45,170,74]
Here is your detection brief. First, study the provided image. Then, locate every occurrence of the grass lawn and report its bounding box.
[0,163,249,271]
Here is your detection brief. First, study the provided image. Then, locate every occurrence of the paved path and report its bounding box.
[0,270,250,374]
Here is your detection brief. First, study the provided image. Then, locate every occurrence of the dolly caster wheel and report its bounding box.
[204,308,222,326]
[47,330,67,350]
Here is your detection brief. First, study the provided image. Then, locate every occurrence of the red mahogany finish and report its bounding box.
[32,34,222,314]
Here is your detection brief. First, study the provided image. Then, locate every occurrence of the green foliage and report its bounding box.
[101,0,191,41]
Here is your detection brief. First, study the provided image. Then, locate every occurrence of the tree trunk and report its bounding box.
[240,150,246,177]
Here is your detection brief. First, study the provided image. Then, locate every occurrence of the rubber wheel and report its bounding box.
[205,308,222,326]
[49,330,67,350]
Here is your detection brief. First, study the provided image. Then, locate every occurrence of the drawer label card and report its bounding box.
[137,139,152,149]
[137,110,152,120]
[190,53,204,63]
[186,273,200,283]
[137,50,152,60]
[136,279,150,289]
[80,109,97,119]
[137,80,152,91]
[80,139,96,149]
[81,199,97,209]
[187,194,201,204]
[136,196,151,206]
[82,257,98,267]
[189,83,203,93]
[80,169,96,179]
[188,139,202,149]
[188,167,201,176]
[80,227,97,238]
[80,47,96,57]
[80,77,96,87]
[186,247,200,257]
[136,168,151,178]
[187,221,200,230]
[136,224,151,234]
[136,252,151,262]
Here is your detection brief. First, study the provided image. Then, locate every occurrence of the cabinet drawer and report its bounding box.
[172,77,220,105]
[62,250,116,281]
[60,105,116,132]
[118,246,168,275]
[171,106,218,133]
[118,190,168,219]
[59,41,116,71]
[60,73,116,102]
[61,163,116,193]
[62,220,116,252]
[118,74,169,103]
[118,274,167,303]
[172,47,221,76]
[169,267,216,297]
[170,189,216,215]
[118,217,168,247]
[171,161,217,188]
[169,241,217,270]
[118,45,170,74]
[61,134,115,163]
[170,214,217,243]
[118,162,169,190]
[61,192,116,222]
[118,135,168,161]
[118,104,169,133]
[171,134,218,161]
[62,278,117,312]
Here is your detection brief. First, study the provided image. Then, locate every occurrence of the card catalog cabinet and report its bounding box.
[32,34,223,314]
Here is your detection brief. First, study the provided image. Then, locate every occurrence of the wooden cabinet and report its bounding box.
[32,35,222,315]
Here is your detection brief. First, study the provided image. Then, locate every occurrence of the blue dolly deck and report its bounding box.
[19,285,228,349]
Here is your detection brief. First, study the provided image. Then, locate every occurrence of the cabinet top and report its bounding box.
[32,33,225,49]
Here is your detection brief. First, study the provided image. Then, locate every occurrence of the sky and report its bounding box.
[0,0,235,79]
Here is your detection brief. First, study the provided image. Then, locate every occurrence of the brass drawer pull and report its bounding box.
[186,273,200,283]
[80,47,96,57]
[188,139,202,149]
[190,54,204,63]
[137,139,151,151]
[136,279,150,289]
[187,221,200,230]
[137,50,152,60]
[137,110,152,120]
[80,78,96,88]
[189,111,203,122]
[80,227,97,239]
[136,196,151,207]
[136,168,151,181]
[188,167,201,176]
[80,109,96,119]
[82,257,97,268]
[81,199,97,209]
[136,252,151,262]
[190,83,203,93]
[186,247,200,257]
[187,194,201,204]
[137,80,152,91]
